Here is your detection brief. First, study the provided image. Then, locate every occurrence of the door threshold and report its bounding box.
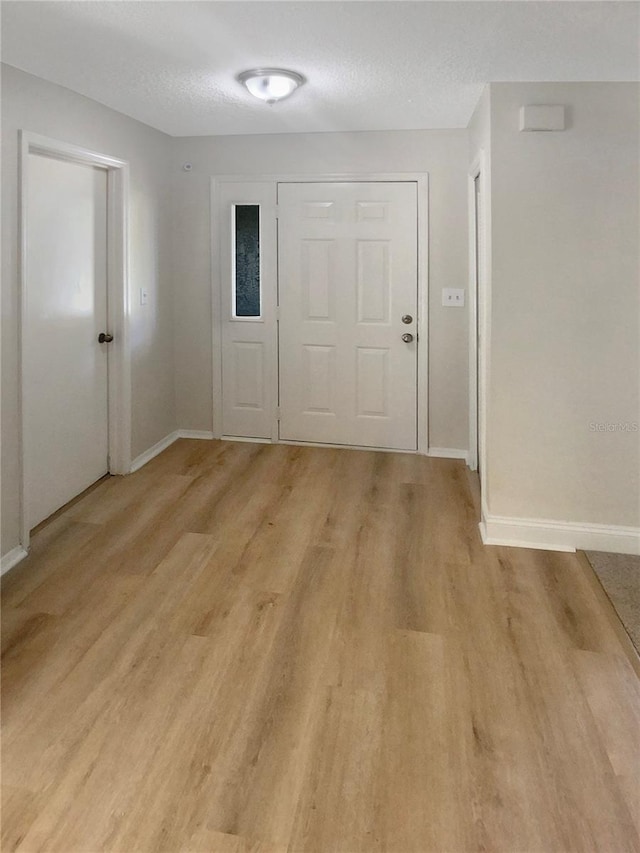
[220,435,271,445]
[221,435,419,455]
[279,439,419,455]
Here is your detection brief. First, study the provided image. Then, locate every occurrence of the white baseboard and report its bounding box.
[428,447,469,463]
[130,430,216,473]
[480,515,640,555]
[177,430,215,440]
[1,545,29,577]
[130,431,180,472]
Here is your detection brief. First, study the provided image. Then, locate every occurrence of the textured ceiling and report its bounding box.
[2,1,639,137]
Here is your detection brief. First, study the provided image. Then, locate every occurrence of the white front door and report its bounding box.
[277,182,418,450]
[24,153,109,528]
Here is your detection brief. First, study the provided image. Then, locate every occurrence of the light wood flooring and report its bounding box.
[2,439,639,852]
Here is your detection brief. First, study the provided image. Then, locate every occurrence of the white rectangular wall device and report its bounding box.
[519,105,565,132]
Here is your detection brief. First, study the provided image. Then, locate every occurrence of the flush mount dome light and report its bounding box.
[237,68,305,104]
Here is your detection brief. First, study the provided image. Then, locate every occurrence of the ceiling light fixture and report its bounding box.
[237,68,305,104]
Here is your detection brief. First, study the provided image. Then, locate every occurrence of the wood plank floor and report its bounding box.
[2,439,639,853]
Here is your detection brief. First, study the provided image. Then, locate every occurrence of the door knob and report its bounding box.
[98,332,114,343]
[401,314,413,324]
[401,333,414,343]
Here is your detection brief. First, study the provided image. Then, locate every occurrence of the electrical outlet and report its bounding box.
[442,288,465,307]
[140,288,149,306]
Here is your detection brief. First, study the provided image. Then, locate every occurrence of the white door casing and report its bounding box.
[278,182,418,450]
[466,170,481,475]
[24,153,109,528]
[468,151,489,512]
[217,182,277,439]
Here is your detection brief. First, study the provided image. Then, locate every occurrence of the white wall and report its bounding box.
[1,65,176,555]
[468,88,490,160]
[485,82,640,533]
[171,130,470,452]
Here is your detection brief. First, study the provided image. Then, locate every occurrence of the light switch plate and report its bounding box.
[442,288,465,307]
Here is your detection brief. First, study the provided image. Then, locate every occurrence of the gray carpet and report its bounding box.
[586,551,640,652]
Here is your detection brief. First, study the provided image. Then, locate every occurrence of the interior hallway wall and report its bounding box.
[485,82,640,530]
[170,129,470,452]
[1,65,176,557]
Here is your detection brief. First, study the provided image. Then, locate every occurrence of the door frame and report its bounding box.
[211,172,429,454]
[468,152,489,506]
[18,131,131,550]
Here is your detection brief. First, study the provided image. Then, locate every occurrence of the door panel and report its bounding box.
[304,345,337,414]
[278,182,418,450]
[303,240,334,320]
[356,348,389,417]
[357,240,390,323]
[25,153,109,528]
[232,341,265,410]
[219,182,277,439]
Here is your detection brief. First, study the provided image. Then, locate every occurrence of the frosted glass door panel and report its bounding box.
[233,204,261,318]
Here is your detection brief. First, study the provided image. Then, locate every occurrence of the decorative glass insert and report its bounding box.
[233,204,261,318]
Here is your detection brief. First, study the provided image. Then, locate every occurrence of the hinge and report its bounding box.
[276,406,281,421]
[275,305,280,321]
[274,205,280,219]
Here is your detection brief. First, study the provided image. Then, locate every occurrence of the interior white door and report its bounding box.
[278,182,418,450]
[219,182,277,439]
[25,153,109,529]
